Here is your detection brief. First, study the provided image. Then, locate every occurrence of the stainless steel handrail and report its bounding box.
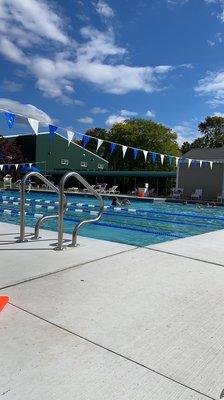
[17,171,67,242]
[54,172,104,250]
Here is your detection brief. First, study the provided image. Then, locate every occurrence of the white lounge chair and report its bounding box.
[106,185,120,194]
[217,193,224,203]
[191,188,202,200]
[171,188,184,199]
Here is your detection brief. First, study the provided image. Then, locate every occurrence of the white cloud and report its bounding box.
[90,106,108,113]
[120,109,138,117]
[213,111,224,116]
[0,0,69,46]
[0,98,52,123]
[77,116,94,124]
[0,0,174,101]
[74,99,85,106]
[106,109,138,126]
[106,114,126,126]
[1,79,23,92]
[95,0,114,18]
[195,70,224,106]
[146,109,155,118]
[207,39,216,46]
[172,121,197,145]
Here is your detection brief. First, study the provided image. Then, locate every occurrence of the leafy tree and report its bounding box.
[195,116,224,148]
[181,141,191,155]
[0,136,25,178]
[85,119,180,170]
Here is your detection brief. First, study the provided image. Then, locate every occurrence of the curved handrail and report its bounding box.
[54,172,104,250]
[17,172,67,242]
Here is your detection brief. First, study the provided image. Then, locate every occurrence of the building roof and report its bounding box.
[183,147,224,160]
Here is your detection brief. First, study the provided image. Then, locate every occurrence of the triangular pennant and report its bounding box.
[199,160,203,167]
[15,164,18,170]
[110,142,116,155]
[0,296,9,312]
[151,152,157,164]
[29,163,32,169]
[97,139,103,151]
[28,118,39,134]
[82,135,90,148]
[167,155,173,166]
[5,112,15,128]
[0,165,3,171]
[160,154,164,164]
[133,148,138,160]
[67,130,75,146]
[188,159,192,168]
[143,150,148,162]
[210,161,213,170]
[175,157,179,167]
[49,124,58,137]
[122,145,127,158]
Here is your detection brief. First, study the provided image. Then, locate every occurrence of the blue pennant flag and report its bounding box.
[110,142,116,155]
[151,152,157,164]
[5,112,15,129]
[49,125,58,137]
[0,152,5,160]
[82,135,90,148]
[133,148,138,160]
[167,155,173,166]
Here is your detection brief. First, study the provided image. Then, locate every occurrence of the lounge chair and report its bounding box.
[69,187,79,192]
[217,193,224,203]
[106,185,120,194]
[83,185,95,193]
[171,188,184,199]
[147,188,155,197]
[191,188,202,200]
[95,183,108,193]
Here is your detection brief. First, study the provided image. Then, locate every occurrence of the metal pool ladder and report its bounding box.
[54,171,104,251]
[17,171,104,250]
[17,171,67,242]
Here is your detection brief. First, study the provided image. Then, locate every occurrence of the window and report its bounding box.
[98,164,104,170]
[61,159,69,165]
[81,161,87,167]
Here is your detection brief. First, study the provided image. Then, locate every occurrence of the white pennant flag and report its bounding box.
[29,163,32,168]
[210,161,213,170]
[67,130,75,146]
[199,160,203,167]
[175,157,179,167]
[0,165,3,171]
[143,150,148,162]
[28,118,39,135]
[188,159,192,168]
[160,154,164,164]
[15,164,18,170]
[122,145,128,158]
[97,139,103,151]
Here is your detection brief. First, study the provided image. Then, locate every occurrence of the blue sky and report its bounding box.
[1,0,224,144]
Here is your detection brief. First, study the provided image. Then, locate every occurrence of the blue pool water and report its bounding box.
[0,190,224,246]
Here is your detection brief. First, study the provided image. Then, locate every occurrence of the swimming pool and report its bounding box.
[0,190,224,246]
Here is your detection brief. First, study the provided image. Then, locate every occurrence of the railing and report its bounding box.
[54,171,104,251]
[17,171,67,242]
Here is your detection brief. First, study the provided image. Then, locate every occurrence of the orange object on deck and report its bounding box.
[0,296,9,312]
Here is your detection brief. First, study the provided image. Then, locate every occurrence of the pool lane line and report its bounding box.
[8,302,217,400]
[1,195,224,221]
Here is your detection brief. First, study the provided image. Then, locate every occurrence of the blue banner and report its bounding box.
[133,148,138,160]
[167,155,173,166]
[110,142,116,155]
[5,112,15,128]
[49,125,58,137]
[151,152,157,164]
[82,135,90,148]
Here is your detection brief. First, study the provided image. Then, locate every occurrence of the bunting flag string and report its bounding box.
[0,108,223,168]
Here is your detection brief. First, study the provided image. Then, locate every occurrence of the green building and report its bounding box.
[7,132,109,176]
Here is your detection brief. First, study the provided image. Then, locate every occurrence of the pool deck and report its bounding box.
[1,221,224,400]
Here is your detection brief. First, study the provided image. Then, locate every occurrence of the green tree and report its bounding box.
[181,141,191,154]
[103,119,179,170]
[194,116,224,148]
[0,136,25,178]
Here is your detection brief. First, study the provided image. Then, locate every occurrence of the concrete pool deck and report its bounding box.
[1,221,224,400]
